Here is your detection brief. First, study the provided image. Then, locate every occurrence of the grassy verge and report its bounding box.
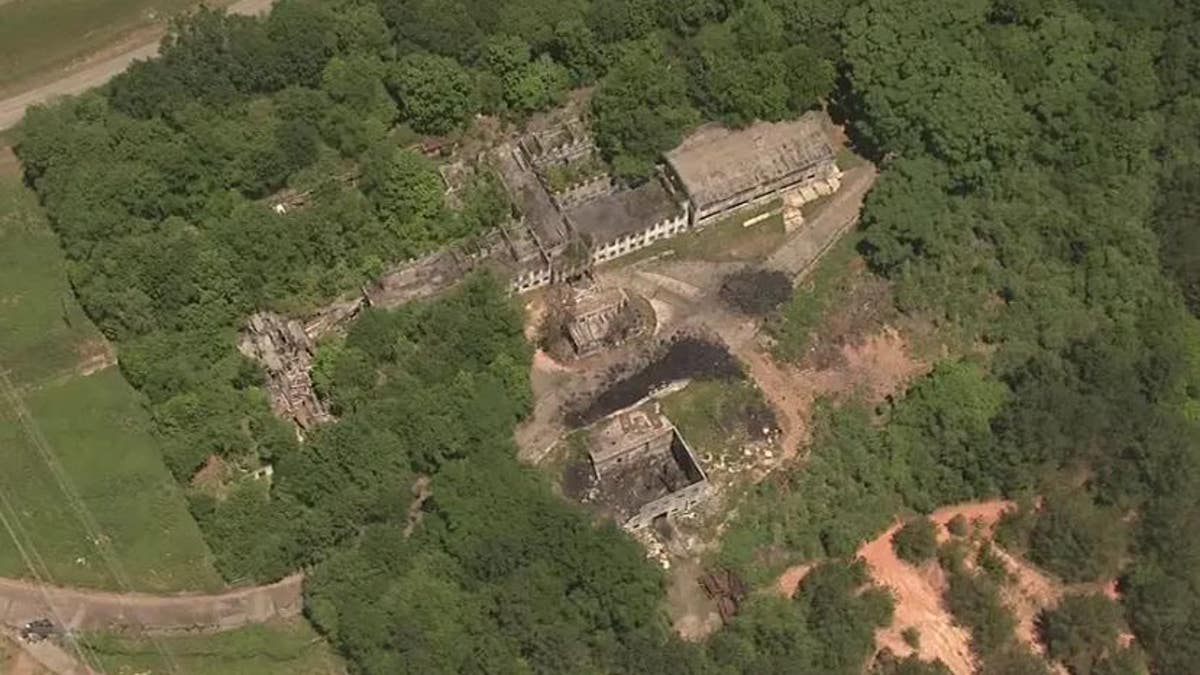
[0,176,220,591]
[0,0,209,95]
[767,230,865,363]
[0,369,223,591]
[0,179,104,387]
[659,379,773,464]
[83,620,342,675]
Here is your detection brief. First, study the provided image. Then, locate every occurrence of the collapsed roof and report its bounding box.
[665,115,835,212]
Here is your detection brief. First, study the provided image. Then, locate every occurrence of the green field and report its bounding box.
[660,379,774,463]
[0,0,210,95]
[0,176,221,591]
[0,178,105,387]
[84,620,343,674]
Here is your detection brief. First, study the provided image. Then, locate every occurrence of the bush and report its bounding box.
[1040,593,1124,675]
[1028,492,1128,583]
[947,514,969,537]
[944,567,1016,657]
[893,518,939,564]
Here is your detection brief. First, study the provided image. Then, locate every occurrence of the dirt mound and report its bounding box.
[566,334,742,427]
[719,269,792,316]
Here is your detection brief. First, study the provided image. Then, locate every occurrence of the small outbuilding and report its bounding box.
[587,403,709,531]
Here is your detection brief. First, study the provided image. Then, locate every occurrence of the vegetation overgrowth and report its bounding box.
[11,0,1200,672]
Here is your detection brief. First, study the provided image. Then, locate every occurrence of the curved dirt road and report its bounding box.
[0,0,275,132]
[0,574,303,633]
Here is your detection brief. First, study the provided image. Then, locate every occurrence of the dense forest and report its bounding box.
[12,0,1200,672]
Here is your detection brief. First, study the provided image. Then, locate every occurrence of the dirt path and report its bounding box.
[0,0,275,132]
[775,563,813,598]
[0,573,303,633]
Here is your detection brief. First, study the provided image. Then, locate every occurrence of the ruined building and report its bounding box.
[238,313,334,433]
[502,112,840,293]
[565,284,644,356]
[665,114,841,227]
[586,403,709,531]
[243,109,843,434]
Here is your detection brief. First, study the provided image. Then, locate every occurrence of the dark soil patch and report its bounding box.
[742,397,779,441]
[561,457,596,501]
[566,334,743,427]
[719,269,792,316]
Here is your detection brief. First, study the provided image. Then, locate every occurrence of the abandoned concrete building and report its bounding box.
[587,403,709,531]
[243,109,844,433]
[565,285,644,356]
[498,112,840,293]
[665,114,841,227]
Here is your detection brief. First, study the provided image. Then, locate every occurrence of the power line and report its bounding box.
[0,484,103,672]
[0,368,181,673]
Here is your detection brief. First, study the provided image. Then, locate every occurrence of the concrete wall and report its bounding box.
[590,210,690,265]
[693,162,839,227]
[626,480,710,531]
[592,427,674,478]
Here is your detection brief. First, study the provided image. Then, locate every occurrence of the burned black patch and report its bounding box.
[719,268,792,316]
[567,334,743,427]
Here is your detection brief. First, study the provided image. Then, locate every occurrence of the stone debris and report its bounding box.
[238,313,333,434]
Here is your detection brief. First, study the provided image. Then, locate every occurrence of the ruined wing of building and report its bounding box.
[505,111,842,293]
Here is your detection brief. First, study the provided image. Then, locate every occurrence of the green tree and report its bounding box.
[391,53,479,134]
[1028,491,1128,583]
[592,39,699,180]
[893,517,939,564]
[1041,593,1125,675]
[362,146,445,243]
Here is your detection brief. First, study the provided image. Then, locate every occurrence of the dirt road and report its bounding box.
[0,0,275,132]
[0,573,303,633]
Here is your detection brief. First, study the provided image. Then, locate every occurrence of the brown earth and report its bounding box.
[0,574,303,634]
[775,562,813,598]
[849,500,1125,675]
[73,338,115,377]
[189,454,228,492]
[858,501,1016,675]
[0,145,19,177]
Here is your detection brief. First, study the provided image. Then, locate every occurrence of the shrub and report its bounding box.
[947,514,969,537]
[893,518,939,564]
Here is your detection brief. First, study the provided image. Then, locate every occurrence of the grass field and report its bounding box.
[83,620,343,674]
[660,379,773,463]
[0,0,201,94]
[0,178,105,387]
[0,176,222,592]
